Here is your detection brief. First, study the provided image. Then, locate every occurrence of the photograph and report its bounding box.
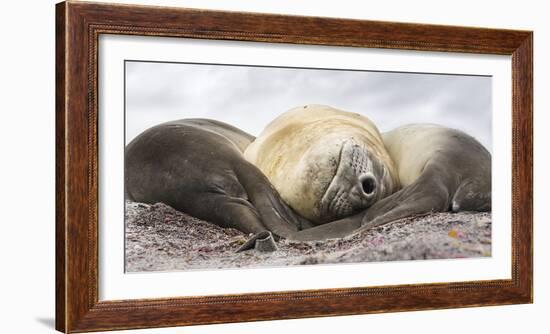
[47,1,536,333]
[123,60,493,272]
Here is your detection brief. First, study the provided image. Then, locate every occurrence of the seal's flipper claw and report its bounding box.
[253,231,278,252]
[236,231,278,253]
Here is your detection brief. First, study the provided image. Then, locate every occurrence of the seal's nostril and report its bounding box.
[361,176,377,195]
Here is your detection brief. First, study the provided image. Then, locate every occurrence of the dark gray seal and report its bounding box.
[125,119,314,243]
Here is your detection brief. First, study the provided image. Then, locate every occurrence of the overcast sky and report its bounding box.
[125,61,492,152]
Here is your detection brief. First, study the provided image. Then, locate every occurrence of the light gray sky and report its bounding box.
[125,61,492,152]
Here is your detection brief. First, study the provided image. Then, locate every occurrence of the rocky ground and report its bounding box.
[125,201,491,272]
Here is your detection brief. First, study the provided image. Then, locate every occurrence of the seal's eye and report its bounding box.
[361,176,377,195]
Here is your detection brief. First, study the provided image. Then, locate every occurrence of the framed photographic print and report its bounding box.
[56,1,532,332]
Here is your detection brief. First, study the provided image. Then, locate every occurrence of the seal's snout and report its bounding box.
[359,173,378,197]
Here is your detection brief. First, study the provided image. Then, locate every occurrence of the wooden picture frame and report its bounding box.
[56,1,532,332]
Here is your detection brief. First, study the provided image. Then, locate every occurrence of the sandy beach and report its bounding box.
[125,201,491,272]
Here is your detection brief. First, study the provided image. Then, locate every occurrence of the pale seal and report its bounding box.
[244,104,400,224]
[360,124,492,228]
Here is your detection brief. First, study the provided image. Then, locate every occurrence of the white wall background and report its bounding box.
[0,0,545,333]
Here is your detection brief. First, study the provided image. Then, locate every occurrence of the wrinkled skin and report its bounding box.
[318,140,396,223]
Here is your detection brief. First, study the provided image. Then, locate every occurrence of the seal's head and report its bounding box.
[244,105,399,224]
[317,139,396,222]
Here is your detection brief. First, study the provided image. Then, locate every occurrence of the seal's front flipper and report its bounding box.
[235,162,310,238]
[236,231,278,252]
[361,170,450,230]
[190,194,269,235]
